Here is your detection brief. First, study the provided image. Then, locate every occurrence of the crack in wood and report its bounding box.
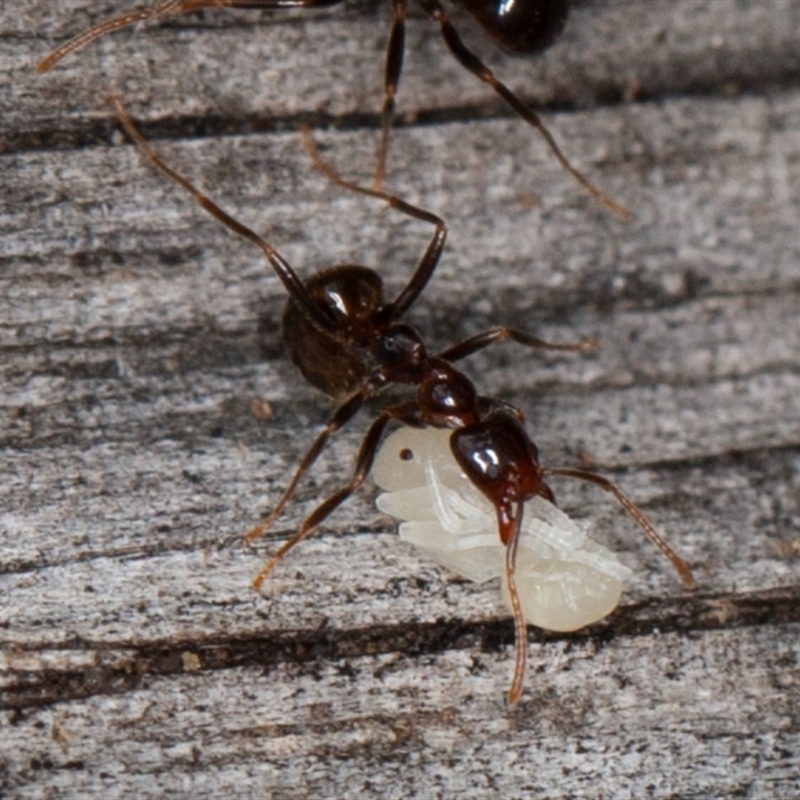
[3,586,798,711]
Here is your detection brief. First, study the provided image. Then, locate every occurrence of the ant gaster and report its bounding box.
[113,98,693,704]
[39,0,629,220]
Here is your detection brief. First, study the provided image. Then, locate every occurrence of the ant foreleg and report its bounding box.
[437,326,598,363]
[416,0,630,221]
[543,467,695,588]
[249,401,419,590]
[244,390,365,546]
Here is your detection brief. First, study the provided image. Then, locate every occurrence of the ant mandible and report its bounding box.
[112,98,692,703]
[40,0,629,220]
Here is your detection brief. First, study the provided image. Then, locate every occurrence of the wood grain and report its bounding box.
[2,1,800,797]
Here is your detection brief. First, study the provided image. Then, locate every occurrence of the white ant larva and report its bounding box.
[372,426,632,632]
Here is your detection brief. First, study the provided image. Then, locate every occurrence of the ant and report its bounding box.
[39,0,629,220]
[112,97,693,704]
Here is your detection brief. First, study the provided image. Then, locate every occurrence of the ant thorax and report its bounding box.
[372,426,632,632]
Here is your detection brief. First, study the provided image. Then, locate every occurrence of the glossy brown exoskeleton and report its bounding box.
[39,0,628,219]
[113,100,691,703]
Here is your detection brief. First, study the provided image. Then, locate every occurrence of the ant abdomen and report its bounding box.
[460,0,569,55]
[282,265,384,399]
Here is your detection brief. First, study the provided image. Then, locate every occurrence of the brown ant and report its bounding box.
[112,98,692,704]
[39,0,629,219]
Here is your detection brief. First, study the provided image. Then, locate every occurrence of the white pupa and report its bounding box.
[372,426,632,632]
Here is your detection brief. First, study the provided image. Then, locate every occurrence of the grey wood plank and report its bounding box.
[2,1,800,798]
[3,624,799,798]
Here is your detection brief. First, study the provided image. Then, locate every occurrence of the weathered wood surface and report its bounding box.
[2,0,800,796]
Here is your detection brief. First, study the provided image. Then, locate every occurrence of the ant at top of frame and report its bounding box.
[37,0,630,220]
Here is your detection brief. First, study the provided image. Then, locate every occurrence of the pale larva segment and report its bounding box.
[373,427,504,582]
[372,426,632,631]
[502,541,628,632]
[372,426,464,492]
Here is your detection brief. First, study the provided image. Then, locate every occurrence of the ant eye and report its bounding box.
[375,333,403,367]
[381,334,398,353]
[374,324,425,369]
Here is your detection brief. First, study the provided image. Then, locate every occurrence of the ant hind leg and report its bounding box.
[301,125,448,320]
[111,96,338,333]
[416,0,630,221]
[374,0,408,190]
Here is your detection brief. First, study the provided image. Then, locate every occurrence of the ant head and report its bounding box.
[449,410,553,542]
[460,0,569,55]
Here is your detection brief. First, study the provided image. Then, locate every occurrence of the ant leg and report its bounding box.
[438,326,598,363]
[38,0,182,72]
[301,126,446,319]
[38,0,344,73]
[244,390,366,546]
[543,467,696,588]
[500,505,528,706]
[111,97,338,335]
[374,0,407,190]
[249,400,420,591]
[415,0,630,221]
